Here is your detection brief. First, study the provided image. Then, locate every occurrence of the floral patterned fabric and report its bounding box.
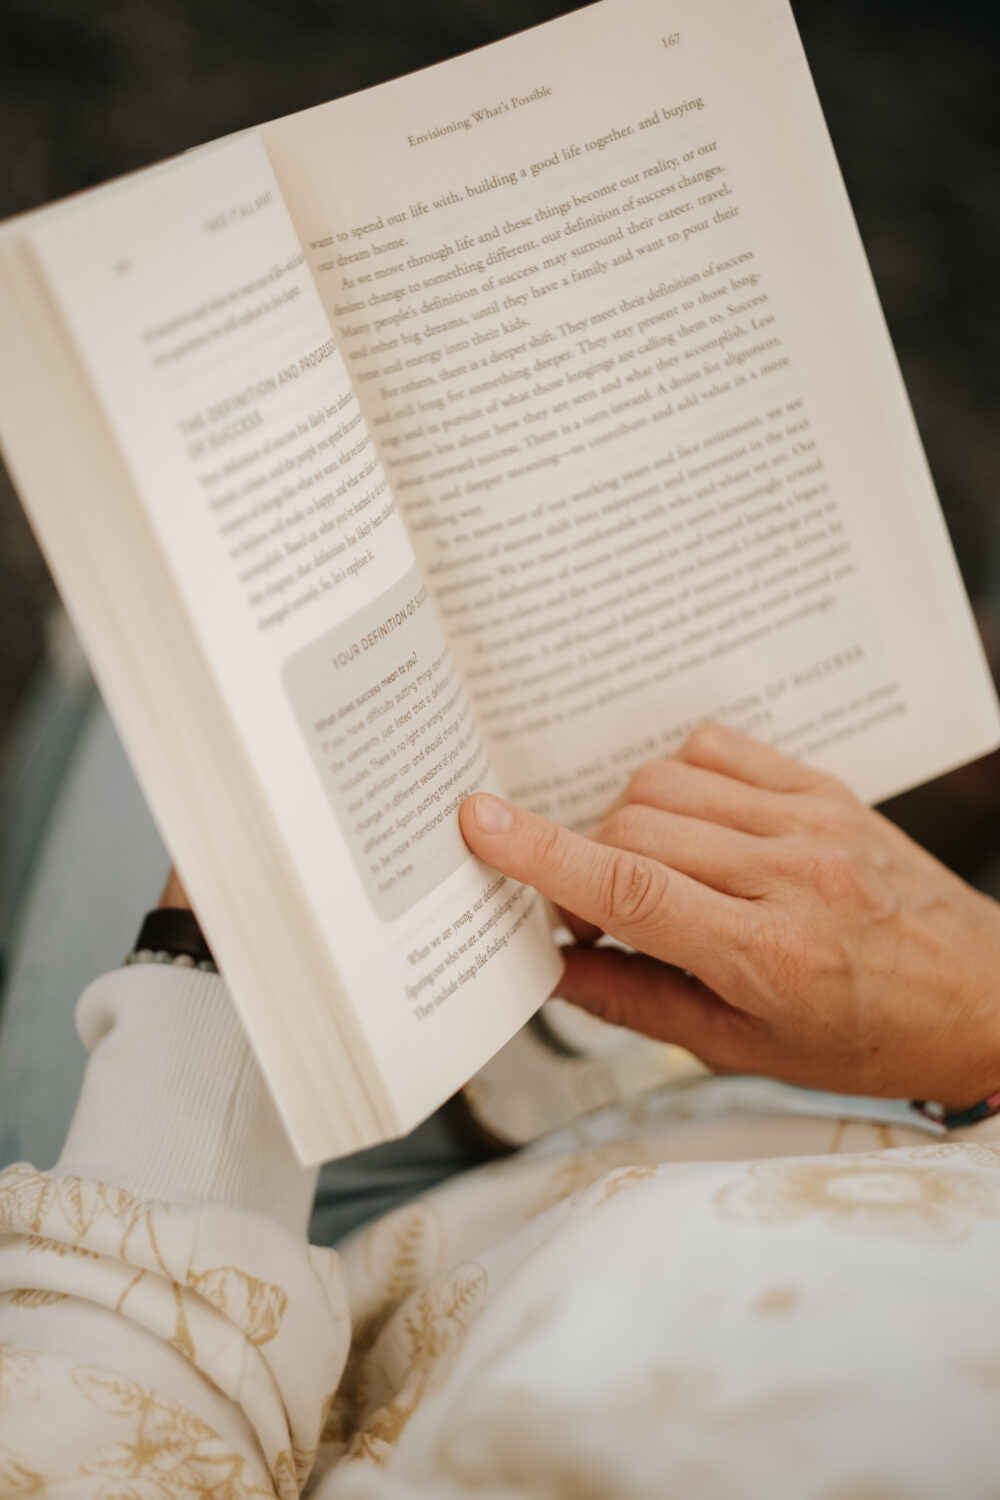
[2,969,1000,1497]
[0,1164,346,1495]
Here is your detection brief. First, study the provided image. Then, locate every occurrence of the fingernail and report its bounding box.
[473,793,514,835]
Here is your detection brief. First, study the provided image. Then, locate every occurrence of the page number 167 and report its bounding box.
[662,32,680,47]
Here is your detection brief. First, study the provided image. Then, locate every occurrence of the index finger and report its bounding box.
[459,792,751,983]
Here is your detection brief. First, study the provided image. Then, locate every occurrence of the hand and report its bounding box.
[459,725,1000,1109]
[157,868,193,911]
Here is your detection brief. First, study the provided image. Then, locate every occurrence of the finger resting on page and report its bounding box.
[594,803,772,899]
[622,756,791,836]
[459,792,748,975]
[675,721,849,799]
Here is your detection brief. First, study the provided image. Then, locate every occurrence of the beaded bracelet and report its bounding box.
[914,1092,1000,1130]
[124,907,217,974]
[124,949,218,972]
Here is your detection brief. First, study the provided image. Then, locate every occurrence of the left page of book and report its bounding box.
[11,133,559,1157]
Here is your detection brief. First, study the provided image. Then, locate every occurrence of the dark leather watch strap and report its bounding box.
[132,907,215,968]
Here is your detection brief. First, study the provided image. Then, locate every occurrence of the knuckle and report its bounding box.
[799,796,860,843]
[774,842,822,887]
[814,848,860,898]
[604,850,665,928]
[807,769,858,804]
[781,841,872,905]
[531,818,566,878]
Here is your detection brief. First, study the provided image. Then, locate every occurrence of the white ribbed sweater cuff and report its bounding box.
[55,965,317,1237]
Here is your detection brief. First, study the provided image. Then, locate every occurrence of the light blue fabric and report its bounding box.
[0,680,486,1240]
[0,696,169,1171]
[0,664,96,970]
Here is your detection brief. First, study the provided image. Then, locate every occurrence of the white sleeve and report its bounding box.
[0,964,349,1495]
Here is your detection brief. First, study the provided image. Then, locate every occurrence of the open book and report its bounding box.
[1,0,997,1163]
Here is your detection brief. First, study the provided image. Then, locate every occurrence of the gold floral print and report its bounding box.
[753,1284,800,1316]
[360,1201,447,1316]
[190,1266,287,1346]
[8,1289,67,1308]
[0,1164,290,1370]
[0,1168,158,1241]
[715,1157,999,1242]
[892,1140,1000,1169]
[529,1140,651,1218]
[593,1163,659,1206]
[57,1175,105,1239]
[0,1447,44,1496]
[271,1448,298,1500]
[7,1290,67,1314]
[433,1362,718,1486]
[72,1365,276,1498]
[433,1364,862,1499]
[345,1260,488,1466]
[0,1166,321,1493]
[327,1202,450,1449]
[0,1346,40,1405]
[1,1167,178,1345]
[23,1235,98,1260]
[0,1170,54,1235]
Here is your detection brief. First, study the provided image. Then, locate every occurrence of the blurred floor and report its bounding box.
[1,0,997,876]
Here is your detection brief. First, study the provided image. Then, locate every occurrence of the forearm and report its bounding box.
[0,964,346,1491]
[56,962,316,1225]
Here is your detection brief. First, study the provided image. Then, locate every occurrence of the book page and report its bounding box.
[26,134,559,1136]
[263,0,999,826]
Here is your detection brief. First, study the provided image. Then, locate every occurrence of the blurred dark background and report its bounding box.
[1,0,998,881]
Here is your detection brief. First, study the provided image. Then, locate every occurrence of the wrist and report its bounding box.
[922,892,1000,1117]
[158,867,193,910]
[57,966,316,1231]
[922,986,1000,1120]
[127,905,216,972]
[917,1091,1000,1129]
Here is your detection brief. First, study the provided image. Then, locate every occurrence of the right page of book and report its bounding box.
[263,0,1000,826]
